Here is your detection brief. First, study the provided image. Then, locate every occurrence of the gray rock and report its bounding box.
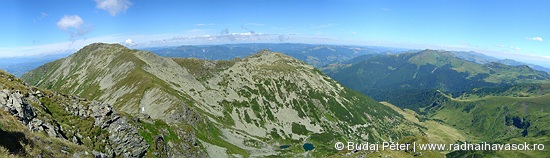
[2,88,149,157]
[72,151,90,158]
[88,101,149,157]
[106,116,148,157]
[44,122,61,138]
[92,150,110,158]
[0,90,8,105]
[35,90,44,98]
[169,105,203,126]
[28,119,55,137]
[0,90,36,125]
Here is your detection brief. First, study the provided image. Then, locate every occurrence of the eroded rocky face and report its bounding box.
[0,90,36,125]
[0,75,149,157]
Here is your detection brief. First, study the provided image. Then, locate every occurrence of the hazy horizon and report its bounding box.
[2,0,549,67]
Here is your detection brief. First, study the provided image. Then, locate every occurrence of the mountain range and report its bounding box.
[451,51,550,72]
[0,43,548,157]
[323,49,550,111]
[323,49,550,157]
[2,43,548,78]
[0,53,71,77]
[144,43,394,68]
[17,43,422,157]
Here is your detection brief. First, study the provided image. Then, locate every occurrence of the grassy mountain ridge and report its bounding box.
[323,49,550,111]
[1,68,205,157]
[323,49,550,157]
[451,51,550,72]
[425,90,550,157]
[21,43,417,157]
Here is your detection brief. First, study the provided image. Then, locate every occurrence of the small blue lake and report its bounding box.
[303,143,315,151]
[279,145,291,149]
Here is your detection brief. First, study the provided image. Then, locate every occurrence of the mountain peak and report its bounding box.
[417,49,455,57]
[82,42,127,50]
[247,49,282,58]
[244,49,313,72]
[408,49,459,67]
[74,43,131,57]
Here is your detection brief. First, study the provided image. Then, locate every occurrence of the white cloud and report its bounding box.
[495,44,521,51]
[56,15,84,30]
[124,39,135,46]
[56,15,91,41]
[95,0,132,16]
[530,37,543,42]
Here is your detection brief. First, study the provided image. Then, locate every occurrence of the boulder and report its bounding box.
[88,101,149,157]
[0,90,36,125]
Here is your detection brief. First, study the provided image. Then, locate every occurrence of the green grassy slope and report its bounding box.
[20,43,421,157]
[324,49,550,111]
[425,91,550,157]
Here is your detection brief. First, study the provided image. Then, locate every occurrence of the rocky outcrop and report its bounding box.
[28,119,64,138]
[0,90,36,125]
[88,101,149,157]
[48,94,149,157]
[169,105,203,126]
[0,88,149,158]
[153,135,167,157]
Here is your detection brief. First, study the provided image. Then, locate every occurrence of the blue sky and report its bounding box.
[1,0,549,67]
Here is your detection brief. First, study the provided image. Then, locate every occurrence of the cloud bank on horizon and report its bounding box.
[0,0,549,67]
